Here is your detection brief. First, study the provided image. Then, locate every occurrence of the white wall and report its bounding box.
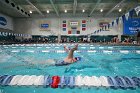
[14,18,59,35]
[14,16,123,36]
[0,13,14,31]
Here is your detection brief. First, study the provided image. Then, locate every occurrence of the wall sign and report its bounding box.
[40,24,49,28]
[68,20,80,34]
[123,18,140,35]
[62,20,67,31]
[39,20,51,31]
[0,13,13,30]
[0,16,7,26]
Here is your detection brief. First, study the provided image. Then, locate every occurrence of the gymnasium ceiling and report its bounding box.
[0,0,139,18]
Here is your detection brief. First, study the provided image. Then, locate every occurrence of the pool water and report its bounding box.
[0,44,140,93]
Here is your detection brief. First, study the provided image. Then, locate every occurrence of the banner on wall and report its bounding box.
[99,22,110,31]
[62,20,67,31]
[0,16,7,26]
[123,18,140,35]
[68,20,81,34]
[0,13,13,30]
[82,20,86,31]
[134,6,140,16]
[39,20,51,31]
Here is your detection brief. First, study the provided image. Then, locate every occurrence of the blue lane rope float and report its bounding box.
[0,75,139,89]
[115,76,128,88]
[44,75,52,87]
[0,75,8,85]
[59,76,65,88]
[69,76,75,88]
[132,77,140,87]
[123,76,136,88]
[1,75,14,86]
[107,76,119,88]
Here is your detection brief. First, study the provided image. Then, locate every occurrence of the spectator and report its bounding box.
[137,30,140,44]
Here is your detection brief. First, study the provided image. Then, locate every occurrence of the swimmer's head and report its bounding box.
[74,57,81,61]
[68,46,71,50]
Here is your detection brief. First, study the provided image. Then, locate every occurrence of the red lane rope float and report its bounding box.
[51,76,60,88]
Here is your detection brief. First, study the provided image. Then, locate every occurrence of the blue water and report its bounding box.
[0,44,140,93]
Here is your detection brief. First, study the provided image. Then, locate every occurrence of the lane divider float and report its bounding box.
[0,75,139,89]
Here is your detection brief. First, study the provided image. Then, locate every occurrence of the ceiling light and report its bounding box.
[100,9,103,12]
[47,10,49,13]
[82,9,85,12]
[119,9,122,12]
[29,10,32,14]
[64,10,67,13]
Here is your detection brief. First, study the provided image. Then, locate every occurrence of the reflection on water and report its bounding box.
[0,55,12,63]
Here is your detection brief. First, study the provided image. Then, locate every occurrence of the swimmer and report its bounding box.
[4,44,80,69]
[40,44,79,66]
[63,45,71,53]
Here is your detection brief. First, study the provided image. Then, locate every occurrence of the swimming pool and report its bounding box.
[0,44,140,93]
